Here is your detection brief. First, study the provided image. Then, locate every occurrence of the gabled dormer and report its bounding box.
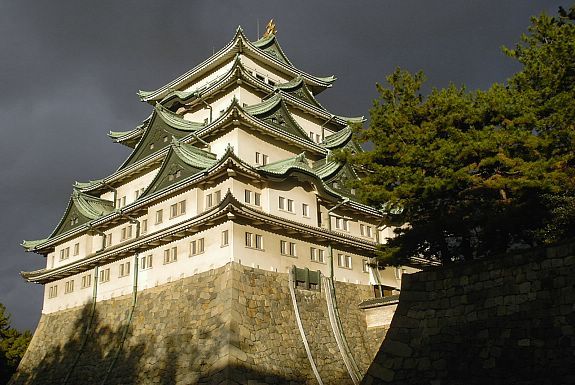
[141,140,217,197]
[119,104,204,170]
[244,94,310,141]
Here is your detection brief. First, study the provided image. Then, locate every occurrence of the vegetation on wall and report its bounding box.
[348,5,575,265]
[0,303,31,385]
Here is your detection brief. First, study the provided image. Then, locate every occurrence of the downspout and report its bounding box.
[320,115,335,142]
[63,225,104,385]
[195,92,212,123]
[373,220,389,298]
[100,213,140,385]
[325,198,362,384]
[327,198,349,279]
[190,133,211,152]
[102,182,118,209]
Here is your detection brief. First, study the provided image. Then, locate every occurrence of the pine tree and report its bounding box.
[350,5,575,265]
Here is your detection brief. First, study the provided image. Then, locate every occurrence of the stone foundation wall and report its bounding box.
[11,262,386,385]
[362,241,575,385]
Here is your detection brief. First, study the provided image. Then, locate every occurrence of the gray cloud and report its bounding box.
[0,0,563,330]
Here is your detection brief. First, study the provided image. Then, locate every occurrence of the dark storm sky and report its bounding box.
[0,0,563,331]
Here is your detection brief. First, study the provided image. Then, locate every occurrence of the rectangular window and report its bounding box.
[64,280,74,294]
[119,261,131,277]
[318,249,325,263]
[316,133,321,143]
[73,243,80,256]
[170,200,186,218]
[141,219,148,234]
[99,268,110,283]
[281,241,296,257]
[155,209,163,224]
[278,196,285,210]
[81,274,92,289]
[366,226,373,237]
[163,247,177,264]
[254,192,261,206]
[310,247,319,262]
[140,255,153,270]
[335,217,349,231]
[338,254,352,269]
[221,230,229,246]
[362,259,370,273]
[360,224,365,236]
[121,225,132,241]
[190,238,205,256]
[245,232,263,250]
[287,199,294,213]
[48,285,58,298]
[255,234,263,250]
[121,196,126,207]
[59,247,70,261]
[214,190,221,204]
[302,203,309,217]
[105,233,112,247]
[245,189,252,204]
[309,131,314,140]
[262,154,268,165]
[206,193,213,208]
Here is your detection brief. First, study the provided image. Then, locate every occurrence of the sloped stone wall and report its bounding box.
[10,262,385,385]
[362,241,575,385]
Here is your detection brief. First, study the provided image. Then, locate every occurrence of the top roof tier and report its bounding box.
[138,27,337,104]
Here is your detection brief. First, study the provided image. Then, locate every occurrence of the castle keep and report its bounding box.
[13,24,412,384]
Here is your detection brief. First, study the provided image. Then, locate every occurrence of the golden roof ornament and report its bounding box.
[262,19,277,38]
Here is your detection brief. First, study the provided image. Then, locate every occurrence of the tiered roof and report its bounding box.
[22,26,377,274]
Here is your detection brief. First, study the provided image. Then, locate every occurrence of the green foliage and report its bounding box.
[0,303,32,385]
[350,5,575,265]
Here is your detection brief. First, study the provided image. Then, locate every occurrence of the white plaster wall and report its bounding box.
[180,61,234,96]
[239,55,290,85]
[182,89,239,123]
[51,234,93,270]
[235,128,298,167]
[100,168,160,208]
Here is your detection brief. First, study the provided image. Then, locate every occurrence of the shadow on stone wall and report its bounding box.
[361,241,575,385]
[9,302,303,385]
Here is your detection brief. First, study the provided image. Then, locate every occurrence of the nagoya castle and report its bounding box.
[12,21,413,385]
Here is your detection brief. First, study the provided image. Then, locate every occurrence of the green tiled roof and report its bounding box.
[258,153,312,174]
[154,103,204,131]
[22,239,49,252]
[312,159,342,179]
[322,126,353,148]
[252,33,293,66]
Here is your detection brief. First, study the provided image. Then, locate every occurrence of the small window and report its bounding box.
[155,209,163,224]
[59,247,70,261]
[221,230,229,247]
[262,154,268,165]
[204,117,209,125]
[73,243,79,256]
[337,254,352,269]
[70,216,78,226]
[170,200,186,218]
[254,192,261,206]
[281,240,296,257]
[163,136,168,143]
[149,143,155,150]
[64,280,74,294]
[214,190,221,204]
[245,190,252,204]
[366,226,373,237]
[309,131,314,139]
[310,247,325,263]
[121,196,126,207]
[163,247,177,264]
[99,268,110,283]
[335,217,349,231]
[302,203,309,217]
[190,238,205,256]
[48,285,58,298]
[316,134,321,143]
[105,234,112,247]
[267,79,276,87]
[141,219,148,234]
[81,274,92,289]
[120,225,133,241]
[245,232,263,250]
[140,255,153,270]
[119,262,131,277]
[362,259,370,273]
[287,199,294,213]
[279,196,285,210]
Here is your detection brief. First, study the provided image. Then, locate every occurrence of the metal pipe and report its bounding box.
[100,213,140,385]
[101,182,118,209]
[320,115,336,142]
[195,92,212,123]
[190,133,211,152]
[326,198,349,279]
